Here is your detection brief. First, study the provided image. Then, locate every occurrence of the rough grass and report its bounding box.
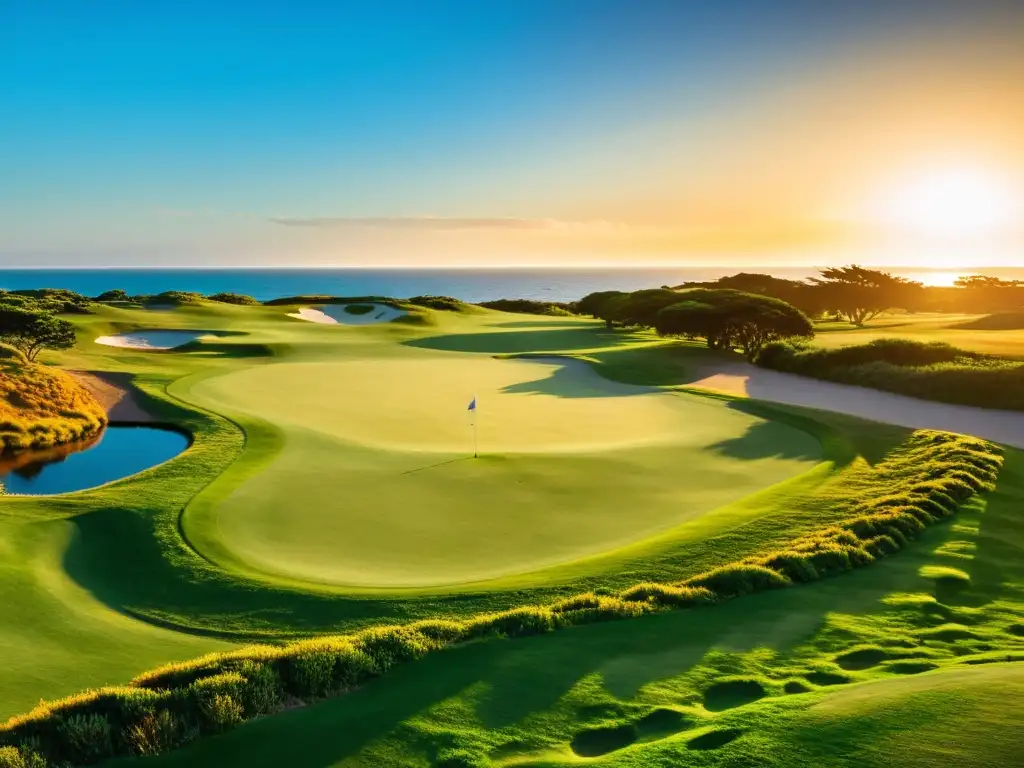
[0,361,107,453]
[0,431,1001,765]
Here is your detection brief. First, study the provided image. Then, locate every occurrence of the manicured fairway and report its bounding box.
[815,312,1024,358]
[186,354,821,587]
[0,518,231,719]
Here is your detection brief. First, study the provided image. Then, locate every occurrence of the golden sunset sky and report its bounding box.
[4,2,1023,267]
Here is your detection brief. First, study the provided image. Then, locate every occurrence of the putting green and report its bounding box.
[186,354,822,588]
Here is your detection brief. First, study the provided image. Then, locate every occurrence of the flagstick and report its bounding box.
[473,416,478,459]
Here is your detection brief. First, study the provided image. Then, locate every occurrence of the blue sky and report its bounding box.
[4,1,1023,266]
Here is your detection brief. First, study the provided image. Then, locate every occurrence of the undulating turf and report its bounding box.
[97,447,1024,766]
[815,312,1024,358]
[0,298,1020,767]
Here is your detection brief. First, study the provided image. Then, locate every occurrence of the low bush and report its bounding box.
[0,429,1001,766]
[206,292,260,305]
[139,291,205,306]
[755,338,1024,411]
[0,745,48,768]
[405,295,467,312]
[478,298,578,316]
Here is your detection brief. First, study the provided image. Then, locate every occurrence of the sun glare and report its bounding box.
[879,166,1019,239]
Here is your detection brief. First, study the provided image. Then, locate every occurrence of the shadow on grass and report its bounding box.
[404,327,641,354]
[490,319,597,330]
[707,419,823,462]
[499,361,645,399]
[128,553,941,768]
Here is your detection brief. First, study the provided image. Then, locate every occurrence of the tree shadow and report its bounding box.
[121,515,976,767]
[499,360,647,399]
[491,319,597,329]
[404,328,640,354]
[706,419,823,462]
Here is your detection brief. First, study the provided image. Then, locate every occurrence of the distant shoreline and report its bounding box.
[3,265,1023,303]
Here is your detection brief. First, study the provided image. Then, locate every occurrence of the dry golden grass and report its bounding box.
[0,361,107,453]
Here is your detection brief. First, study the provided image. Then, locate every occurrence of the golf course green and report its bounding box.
[0,299,1020,768]
[185,354,819,587]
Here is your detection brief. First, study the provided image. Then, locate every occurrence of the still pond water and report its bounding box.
[0,426,188,495]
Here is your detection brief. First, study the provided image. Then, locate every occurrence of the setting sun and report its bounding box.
[879,166,1019,239]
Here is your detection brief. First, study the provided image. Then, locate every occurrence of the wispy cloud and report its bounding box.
[267,216,625,231]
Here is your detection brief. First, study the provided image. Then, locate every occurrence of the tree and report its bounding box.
[577,290,627,328]
[809,266,922,325]
[654,289,814,360]
[676,273,827,317]
[0,306,77,361]
[94,289,130,302]
[601,288,681,327]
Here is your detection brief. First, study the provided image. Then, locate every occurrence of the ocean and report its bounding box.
[1,266,1021,304]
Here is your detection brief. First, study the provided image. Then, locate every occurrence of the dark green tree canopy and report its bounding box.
[0,306,78,362]
[654,288,814,360]
[810,266,922,326]
[577,290,627,326]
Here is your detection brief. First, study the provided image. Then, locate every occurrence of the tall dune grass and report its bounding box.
[0,362,107,454]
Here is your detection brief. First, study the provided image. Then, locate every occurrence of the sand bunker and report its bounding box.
[95,330,214,350]
[288,303,407,325]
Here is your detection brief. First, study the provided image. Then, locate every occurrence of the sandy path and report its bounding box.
[69,371,154,423]
[688,361,1024,449]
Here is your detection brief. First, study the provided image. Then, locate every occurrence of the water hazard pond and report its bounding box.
[0,426,188,495]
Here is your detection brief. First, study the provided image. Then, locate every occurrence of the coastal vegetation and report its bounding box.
[0,292,1020,766]
[758,338,1024,411]
[0,361,106,453]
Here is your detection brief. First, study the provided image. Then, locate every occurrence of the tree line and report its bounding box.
[578,287,814,360]
[677,266,1024,324]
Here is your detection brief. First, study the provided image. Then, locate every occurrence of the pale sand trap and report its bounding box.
[287,303,407,325]
[95,330,212,350]
[68,371,154,422]
[689,360,1024,449]
[192,356,781,455]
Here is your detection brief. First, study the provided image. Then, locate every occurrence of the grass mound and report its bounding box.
[756,338,1024,411]
[0,428,1000,765]
[0,362,107,453]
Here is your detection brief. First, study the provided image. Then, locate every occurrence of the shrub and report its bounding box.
[283,646,338,699]
[618,583,715,607]
[56,713,113,764]
[143,291,204,306]
[465,607,557,639]
[354,626,438,673]
[405,295,466,312]
[0,745,48,768]
[478,298,577,316]
[755,338,1024,411]
[686,564,791,598]
[234,661,283,717]
[124,710,188,756]
[207,292,260,305]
